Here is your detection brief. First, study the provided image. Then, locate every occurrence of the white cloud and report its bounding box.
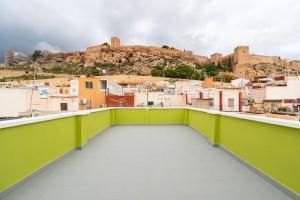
[35,42,61,52]
[0,0,299,59]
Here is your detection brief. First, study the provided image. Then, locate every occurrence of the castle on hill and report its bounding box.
[84,37,300,79]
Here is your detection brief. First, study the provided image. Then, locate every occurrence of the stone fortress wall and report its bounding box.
[86,37,209,64]
[72,36,300,79]
[211,46,300,78]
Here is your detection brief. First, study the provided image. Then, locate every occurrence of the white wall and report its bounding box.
[266,80,300,99]
[213,90,240,112]
[31,86,79,113]
[47,97,79,112]
[107,80,123,96]
[134,92,185,107]
[0,88,31,117]
[195,89,241,112]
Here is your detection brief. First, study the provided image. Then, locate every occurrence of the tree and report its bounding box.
[195,63,204,70]
[162,45,170,49]
[51,66,63,73]
[90,67,100,76]
[175,65,194,79]
[32,50,42,61]
[102,42,110,46]
[203,63,219,77]
[213,74,235,83]
[199,71,206,80]
[151,68,163,77]
[221,60,233,72]
[164,68,176,78]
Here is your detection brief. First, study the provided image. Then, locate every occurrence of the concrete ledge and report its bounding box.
[1,107,299,129]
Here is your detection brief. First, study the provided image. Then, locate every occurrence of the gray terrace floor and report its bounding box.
[1,125,294,200]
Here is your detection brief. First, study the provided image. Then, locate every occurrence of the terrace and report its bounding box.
[0,108,299,199]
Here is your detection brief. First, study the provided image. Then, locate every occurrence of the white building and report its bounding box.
[0,88,32,118]
[266,80,300,100]
[190,88,246,112]
[134,92,185,107]
[99,80,123,95]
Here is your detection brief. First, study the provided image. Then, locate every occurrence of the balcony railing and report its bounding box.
[0,107,299,197]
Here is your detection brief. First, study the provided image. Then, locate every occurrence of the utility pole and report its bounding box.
[29,64,37,117]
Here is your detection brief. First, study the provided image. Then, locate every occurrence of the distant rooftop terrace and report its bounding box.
[0,108,299,199]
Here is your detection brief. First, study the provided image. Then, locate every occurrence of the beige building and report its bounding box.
[210,46,300,79]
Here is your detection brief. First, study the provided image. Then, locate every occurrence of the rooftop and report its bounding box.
[0,108,299,199]
[1,125,293,200]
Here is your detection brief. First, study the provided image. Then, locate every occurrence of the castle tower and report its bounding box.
[111,37,120,48]
[233,46,249,65]
[211,53,222,65]
[233,46,251,78]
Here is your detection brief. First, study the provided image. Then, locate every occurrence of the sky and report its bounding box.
[1,0,300,62]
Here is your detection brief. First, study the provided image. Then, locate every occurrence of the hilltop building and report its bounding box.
[111,36,121,48]
[210,46,300,79]
[85,37,209,64]
[3,50,30,65]
[4,50,14,65]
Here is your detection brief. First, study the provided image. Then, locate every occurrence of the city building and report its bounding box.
[31,80,79,115]
[0,87,32,118]
[78,76,123,110]
[190,88,244,112]
[134,92,185,107]
[4,50,14,65]
[105,94,134,107]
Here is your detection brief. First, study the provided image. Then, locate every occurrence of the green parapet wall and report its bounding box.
[187,109,219,144]
[115,109,146,124]
[0,108,299,196]
[0,116,78,192]
[81,110,112,140]
[148,109,185,124]
[114,108,186,125]
[217,115,300,196]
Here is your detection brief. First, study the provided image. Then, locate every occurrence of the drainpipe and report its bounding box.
[219,91,223,111]
[185,94,188,105]
[239,92,242,112]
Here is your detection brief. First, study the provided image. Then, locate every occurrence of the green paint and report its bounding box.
[0,108,299,196]
[188,110,215,140]
[0,117,77,192]
[218,115,300,196]
[115,109,146,124]
[81,110,111,139]
[148,109,185,124]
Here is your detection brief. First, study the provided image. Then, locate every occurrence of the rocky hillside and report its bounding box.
[253,63,285,77]
[34,44,208,76]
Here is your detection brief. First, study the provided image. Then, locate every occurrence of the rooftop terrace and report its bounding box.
[0,108,299,199]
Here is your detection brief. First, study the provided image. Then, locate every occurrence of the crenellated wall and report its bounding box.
[85,37,209,63]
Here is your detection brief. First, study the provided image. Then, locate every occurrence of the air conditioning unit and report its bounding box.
[80,99,87,105]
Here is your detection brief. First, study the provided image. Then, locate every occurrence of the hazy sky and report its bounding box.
[1,0,300,62]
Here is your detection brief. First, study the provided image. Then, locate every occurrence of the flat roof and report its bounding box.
[0,125,294,200]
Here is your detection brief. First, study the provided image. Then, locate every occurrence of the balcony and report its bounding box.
[0,108,299,199]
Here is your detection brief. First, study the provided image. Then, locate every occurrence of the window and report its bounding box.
[99,80,107,90]
[60,103,68,111]
[85,82,93,89]
[228,98,234,108]
[209,99,214,107]
[148,101,154,106]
